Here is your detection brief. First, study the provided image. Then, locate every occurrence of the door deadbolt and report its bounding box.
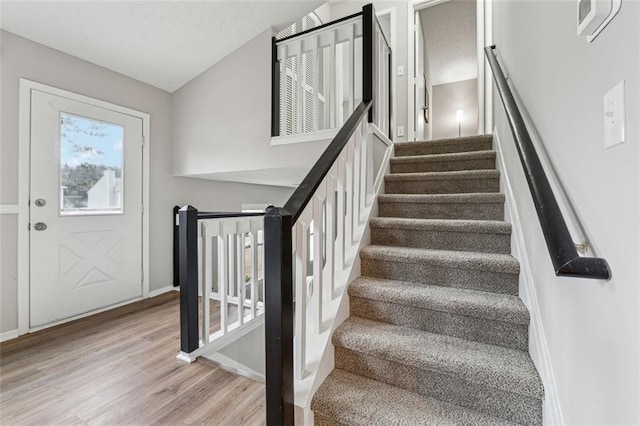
[35,199,46,207]
[34,222,47,231]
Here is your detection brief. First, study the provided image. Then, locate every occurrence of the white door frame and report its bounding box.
[376,7,397,142]
[17,79,150,334]
[407,0,493,140]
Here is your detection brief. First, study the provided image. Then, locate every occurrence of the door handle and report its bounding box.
[35,199,46,207]
[34,222,47,231]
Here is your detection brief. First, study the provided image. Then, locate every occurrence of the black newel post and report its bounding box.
[179,205,199,353]
[264,206,294,425]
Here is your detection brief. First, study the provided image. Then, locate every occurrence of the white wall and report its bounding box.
[330,1,410,142]
[0,30,292,334]
[432,78,478,139]
[492,1,639,424]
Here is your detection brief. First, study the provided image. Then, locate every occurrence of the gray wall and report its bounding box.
[330,1,410,142]
[0,31,292,333]
[492,1,639,424]
[172,28,331,180]
[432,78,478,139]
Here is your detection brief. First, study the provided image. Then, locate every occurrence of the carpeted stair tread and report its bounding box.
[390,150,496,173]
[369,217,511,234]
[360,245,519,275]
[378,193,505,204]
[377,193,505,221]
[385,169,500,182]
[348,277,529,325]
[370,217,512,253]
[395,135,493,157]
[311,369,513,426]
[333,317,544,399]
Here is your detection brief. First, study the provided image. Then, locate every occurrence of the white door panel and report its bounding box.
[30,90,143,327]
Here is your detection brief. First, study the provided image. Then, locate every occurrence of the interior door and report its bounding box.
[29,90,143,327]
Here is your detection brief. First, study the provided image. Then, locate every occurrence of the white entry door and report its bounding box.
[29,90,144,327]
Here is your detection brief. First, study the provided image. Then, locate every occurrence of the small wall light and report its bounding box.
[456,109,464,137]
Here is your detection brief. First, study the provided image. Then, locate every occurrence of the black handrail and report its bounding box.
[275,11,363,44]
[485,46,610,280]
[197,211,264,219]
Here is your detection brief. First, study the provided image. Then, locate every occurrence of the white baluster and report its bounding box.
[217,230,228,335]
[324,169,337,299]
[202,223,211,344]
[313,188,326,333]
[250,224,259,319]
[348,23,355,115]
[294,220,308,380]
[236,226,245,326]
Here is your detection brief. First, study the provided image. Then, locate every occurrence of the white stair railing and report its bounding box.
[177,211,265,362]
[273,14,364,141]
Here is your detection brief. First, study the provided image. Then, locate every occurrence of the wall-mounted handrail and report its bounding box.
[485,46,610,280]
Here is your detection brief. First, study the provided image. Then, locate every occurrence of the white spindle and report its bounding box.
[312,189,325,333]
[218,232,228,335]
[250,226,259,319]
[202,223,212,344]
[236,228,245,326]
[294,219,309,380]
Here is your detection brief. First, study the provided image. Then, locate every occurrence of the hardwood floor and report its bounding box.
[0,291,266,425]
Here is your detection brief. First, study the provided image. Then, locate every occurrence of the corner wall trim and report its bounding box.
[493,128,564,425]
[0,329,19,342]
[0,205,19,215]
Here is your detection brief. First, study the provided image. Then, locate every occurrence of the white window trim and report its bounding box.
[17,79,151,335]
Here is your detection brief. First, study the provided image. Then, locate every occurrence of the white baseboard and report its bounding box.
[0,329,19,342]
[493,129,564,425]
[149,285,178,298]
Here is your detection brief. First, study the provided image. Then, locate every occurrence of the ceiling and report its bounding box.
[0,0,323,92]
[419,0,477,86]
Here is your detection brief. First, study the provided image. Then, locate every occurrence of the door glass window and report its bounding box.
[59,112,124,215]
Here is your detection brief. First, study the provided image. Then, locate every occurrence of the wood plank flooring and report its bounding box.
[0,291,266,425]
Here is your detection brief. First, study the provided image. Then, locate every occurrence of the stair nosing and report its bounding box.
[333,317,544,399]
[394,134,492,148]
[312,369,514,426]
[377,193,505,204]
[390,150,496,164]
[385,169,500,181]
[360,245,519,275]
[369,217,512,235]
[349,276,529,325]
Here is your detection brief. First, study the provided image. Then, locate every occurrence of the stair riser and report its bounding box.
[371,227,511,254]
[391,158,495,173]
[395,140,493,156]
[350,297,528,351]
[385,178,499,195]
[378,201,504,221]
[360,257,519,295]
[335,348,542,426]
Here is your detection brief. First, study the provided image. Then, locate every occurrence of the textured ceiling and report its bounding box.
[420,0,477,86]
[0,0,323,92]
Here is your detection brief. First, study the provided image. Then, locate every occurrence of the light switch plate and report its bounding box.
[397,126,405,137]
[397,66,404,77]
[603,80,626,149]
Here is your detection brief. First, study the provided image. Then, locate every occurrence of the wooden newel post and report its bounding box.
[264,206,294,426]
[179,205,199,354]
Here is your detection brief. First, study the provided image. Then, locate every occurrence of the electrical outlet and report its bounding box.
[603,81,626,149]
[397,126,405,137]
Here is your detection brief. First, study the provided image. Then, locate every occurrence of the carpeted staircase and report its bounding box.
[311,135,544,425]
